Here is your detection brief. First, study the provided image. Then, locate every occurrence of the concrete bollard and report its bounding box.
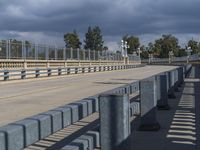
[139,77,160,131]
[62,104,79,123]
[86,131,100,148]
[71,101,89,119]
[21,70,26,79]
[75,68,78,74]
[82,67,85,73]
[178,67,184,86]
[0,124,24,150]
[58,68,62,75]
[103,66,106,71]
[3,70,9,81]
[28,114,52,139]
[174,69,179,92]
[0,132,5,150]
[35,69,40,78]
[52,107,72,128]
[47,68,52,76]
[67,68,70,74]
[99,94,130,150]
[167,71,176,98]
[41,111,62,133]
[157,74,170,110]
[11,119,39,147]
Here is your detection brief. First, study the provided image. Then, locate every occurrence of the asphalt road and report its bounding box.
[0,65,178,126]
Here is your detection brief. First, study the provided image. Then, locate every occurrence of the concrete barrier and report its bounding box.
[11,119,39,147]
[0,125,24,150]
[28,114,52,139]
[52,107,72,128]
[61,131,100,150]
[41,111,62,133]
[0,132,6,150]
[157,74,170,110]
[139,77,160,131]
[99,94,130,150]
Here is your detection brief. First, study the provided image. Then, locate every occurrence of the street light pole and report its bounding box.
[168,51,174,64]
[137,47,141,60]
[186,46,192,63]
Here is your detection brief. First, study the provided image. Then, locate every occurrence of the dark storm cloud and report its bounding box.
[0,0,200,46]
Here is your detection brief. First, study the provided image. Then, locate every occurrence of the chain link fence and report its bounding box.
[0,40,139,61]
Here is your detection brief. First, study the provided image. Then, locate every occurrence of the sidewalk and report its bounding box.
[131,65,200,150]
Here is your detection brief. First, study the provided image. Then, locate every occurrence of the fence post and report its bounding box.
[99,94,130,150]
[63,48,66,60]
[4,70,9,81]
[70,47,73,60]
[21,69,26,79]
[157,74,170,110]
[48,68,51,76]
[35,69,40,78]
[45,45,49,60]
[139,77,160,131]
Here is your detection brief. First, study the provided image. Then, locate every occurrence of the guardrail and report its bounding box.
[142,54,199,64]
[0,64,192,150]
[0,64,145,81]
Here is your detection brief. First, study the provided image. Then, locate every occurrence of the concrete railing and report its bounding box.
[142,54,199,65]
[0,59,141,70]
[0,64,192,150]
[0,64,145,81]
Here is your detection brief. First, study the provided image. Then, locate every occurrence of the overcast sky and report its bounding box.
[0,0,200,50]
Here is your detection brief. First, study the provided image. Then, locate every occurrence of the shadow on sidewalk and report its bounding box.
[129,65,200,150]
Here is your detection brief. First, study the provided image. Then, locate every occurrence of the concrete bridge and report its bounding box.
[0,62,199,150]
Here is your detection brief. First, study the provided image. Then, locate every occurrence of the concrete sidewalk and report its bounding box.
[131,65,200,150]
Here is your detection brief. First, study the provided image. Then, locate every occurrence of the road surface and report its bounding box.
[0,65,178,126]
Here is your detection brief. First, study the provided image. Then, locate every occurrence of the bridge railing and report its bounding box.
[0,64,145,81]
[142,54,199,64]
[0,40,140,62]
[0,64,192,150]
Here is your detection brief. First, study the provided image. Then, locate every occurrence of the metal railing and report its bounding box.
[0,64,145,81]
[142,54,199,64]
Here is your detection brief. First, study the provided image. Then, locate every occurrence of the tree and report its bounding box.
[187,40,200,54]
[153,34,180,58]
[64,30,82,49]
[122,35,140,54]
[84,26,104,51]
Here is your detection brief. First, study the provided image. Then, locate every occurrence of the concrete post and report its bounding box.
[6,40,9,59]
[167,71,176,98]
[63,48,66,60]
[55,46,57,60]
[178,67,184,86]
[174,69,179,92]
[139,77,160,131]
[70,47,73,60]
[8,40,11,59]
[23,60,27,69]
[157,74,170,110]
[99,94,130,150]
[77,48,80,60]
[45,46,49,60]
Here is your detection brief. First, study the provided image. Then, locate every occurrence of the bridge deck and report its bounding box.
[0,65,177,126]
